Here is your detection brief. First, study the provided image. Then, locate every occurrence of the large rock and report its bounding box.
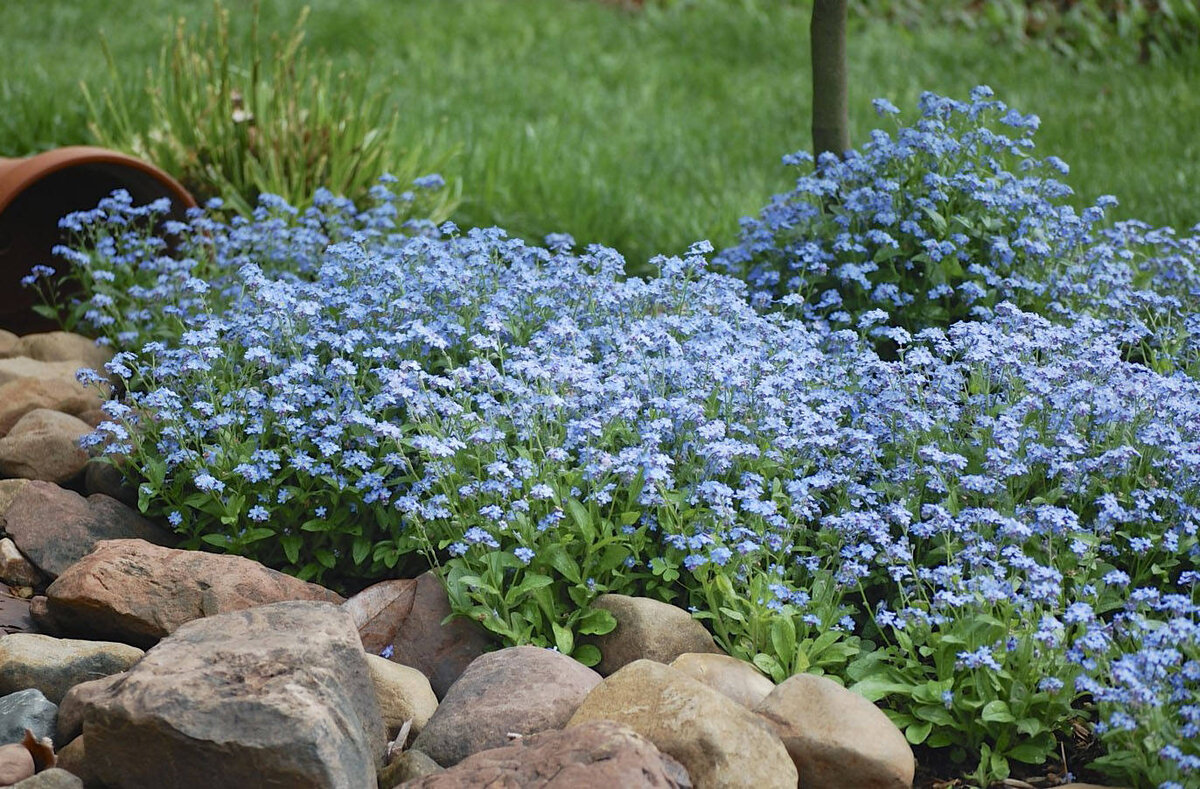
[56,673,125,747]
[0,378,100,437]
[363,653,438,742]
[0,478,29,514]
[346,572,492,699]
[413,646,601,767]
[670,652,775,709]
[403,720,692,789]
[0,331,18,359]
[0,409,91,483]
[568,659,796,789]
[584,594,721,676]
[8,767,85,788]
[2,483,176,579]
[35,539,343,648]
[83,459,137,507]
[0,359,90,389]
[0,633,143,704]
[80,601,386,789]
[0,740,35,785]
[17,333,113,372]
[753,672,914,789]
[0,688,57,745]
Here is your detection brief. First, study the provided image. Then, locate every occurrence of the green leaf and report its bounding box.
[352,536,371,566]
[200,533,232,549]
[752,652,784,682]
[575,608,617,636]
[1015,717,1044,737]
[905,720,932,745]
[849,677,912,702]
[572,644,602,667]
[771,616,797,668]
[981,700,1016,723]
[566,498,595,542]
[543,544,582,584]
[506,573,554,604]
[551,622,574,655]
[1007,738,1054,764]
[314,548,336,569]
[281,535,303,565]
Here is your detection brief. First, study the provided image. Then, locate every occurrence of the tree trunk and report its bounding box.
[811,0,849,158]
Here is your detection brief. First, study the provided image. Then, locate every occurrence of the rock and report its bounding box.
[0,409,91,483]
[80,601,386,789]
[753,672,914,789]
[0,633,143,704]
[0,689,57,745]
[377,749,443,787]
[18,333,112,372]
[73,409,107,429]
[568,659,796,789]
[669,652,775,709]
[56,674,124,747]
[584,594,721,676]
[364,654,438,743]
[83,460,137,508]
[0,741,35,785]
[0,479,30,515]
[0,591,34,636]
[413,646,601,767]
[0,359,89,389]
[402,720,692,789]
[1057,785,1131,789]
[0,331,18,359]
[36,539,342,648]
[8,767,85,788]
[0,538,41,587]
[350,572,492,699]
[0,378,100,438]
[54,737,94,787]
[3,483,176,580]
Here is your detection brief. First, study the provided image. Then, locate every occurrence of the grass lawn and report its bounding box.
[3,0,1198,271]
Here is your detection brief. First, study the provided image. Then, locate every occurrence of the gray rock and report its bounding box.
[0,688,57,746]
[402,720,692,789]
[0,633,143,704]
[754,672,915,789]
[584,594,721,676]
[83,460,137,507]
[80,601,386,789]
[568,659,796,789]
[377,749,443,787]
[413,646,602,767]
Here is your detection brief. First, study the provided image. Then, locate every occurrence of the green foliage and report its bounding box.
[81,1,459,218]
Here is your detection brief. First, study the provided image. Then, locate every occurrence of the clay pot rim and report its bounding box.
[0,146,197,216]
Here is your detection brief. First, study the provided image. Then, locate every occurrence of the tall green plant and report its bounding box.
[82,1,459,218]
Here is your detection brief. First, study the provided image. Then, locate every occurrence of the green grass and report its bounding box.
[3,0,1198,270]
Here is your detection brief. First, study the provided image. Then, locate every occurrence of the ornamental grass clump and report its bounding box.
[37,89,1200,787]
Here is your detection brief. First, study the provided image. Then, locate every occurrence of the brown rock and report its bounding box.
[753,672,914,789]
[81,601,386,788]
[0,378,100,437]
[364,654,438,743]
[412,646,602,767]
[0,591,34,636]
[18,333,113,372]
[353,572,493,699]
[73,409,107,428]
[0,359,89,388]
[568,659,796,789]
[55,736,96,787]
[403,720,692,789]
[0,740,35,785]
[584,594,721,676]
[38,539,343,648]
[0,409,91,483]
[0,537,41,587]
[0,331,18,359]
[3,483,176,580]
[56,674,125,747]
[0,478,30,515]
[0,633,143,704]
[82,460,137,508]
[8,766,85,788]
[670,652,775,709]
[378,749,443,787]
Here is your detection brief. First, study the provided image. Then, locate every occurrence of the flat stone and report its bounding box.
[0,378,100,438]
[364,654,438,743]
[0,633,143,704]
[80,601,386,788]
[3,483,177,580]
[754,672,914,789]
[413,646,602,767]
[402,720,692,789]
[0,688,57,745]
[8,766,85,788]
[0,591,34,636]
[18,333,113,372]
[0,538,41,587]
[377,749,443,787]
[37,539,342,648]
[56,673,124,747]
[352,572,493,699]
[670,652,775,709]
[568,659,796,789]
[0,409,91,483]
[584,594,721,676]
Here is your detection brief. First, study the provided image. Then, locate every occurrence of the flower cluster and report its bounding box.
[46,90,1200,787]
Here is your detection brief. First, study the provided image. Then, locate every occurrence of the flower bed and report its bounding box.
[34,89,1199,787]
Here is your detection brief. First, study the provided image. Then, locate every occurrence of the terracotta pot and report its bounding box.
[0,146,197,335]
